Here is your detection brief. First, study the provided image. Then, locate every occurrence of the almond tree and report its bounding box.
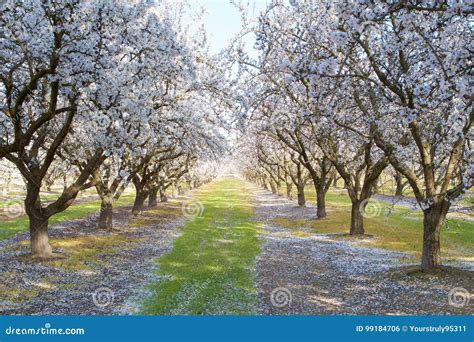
[239,0,471,253]
[287,0,472,268]
[0,0,197,256]
[86,1,199,228]
[148,155,196,206]
[0,1,111,256]
[330,1,473,269]
[234,74,333,216]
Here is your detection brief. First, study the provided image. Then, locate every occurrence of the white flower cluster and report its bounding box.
[234,0,472,210]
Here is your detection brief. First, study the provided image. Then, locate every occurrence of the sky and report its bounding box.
[188,0,271,56]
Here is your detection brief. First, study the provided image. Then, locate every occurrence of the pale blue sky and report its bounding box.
[189,0,270,55]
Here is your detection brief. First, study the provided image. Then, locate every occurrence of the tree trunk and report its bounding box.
[286,182,293,200]
[132,190,148,215]
[350,200,365,235]
[315,183,327,218]
[148,188,158,207]
[297,184,306,206]
[160,189,168,202]
[98,198,113,229]
[372,180,380,194]
[29,214,53,257]
[421,202,449,271]
[270,182,276,194]
[394,176,404,196]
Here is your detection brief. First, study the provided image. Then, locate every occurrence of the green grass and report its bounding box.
[142,177,261,315]
[0,193,136,241]
[276,186,474,263]
[12,234,135,271]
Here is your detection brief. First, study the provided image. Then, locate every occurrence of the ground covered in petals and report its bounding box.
[253,190,473,315]
[0,177,472,315]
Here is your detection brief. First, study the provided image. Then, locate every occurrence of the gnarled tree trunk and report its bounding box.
[350,200,365,235]
[132,189,148,215]
[98,197,113,229]
[29,214,53,257]
[394,173,405,196]
[297,184,306,206]
[421,201,449,271]
[269,182,277,194]
[148,188,158,207]
[315,182,327,218]
[286,182,293,200]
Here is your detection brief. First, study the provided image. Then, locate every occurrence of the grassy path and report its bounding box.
[143,176,261,315]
